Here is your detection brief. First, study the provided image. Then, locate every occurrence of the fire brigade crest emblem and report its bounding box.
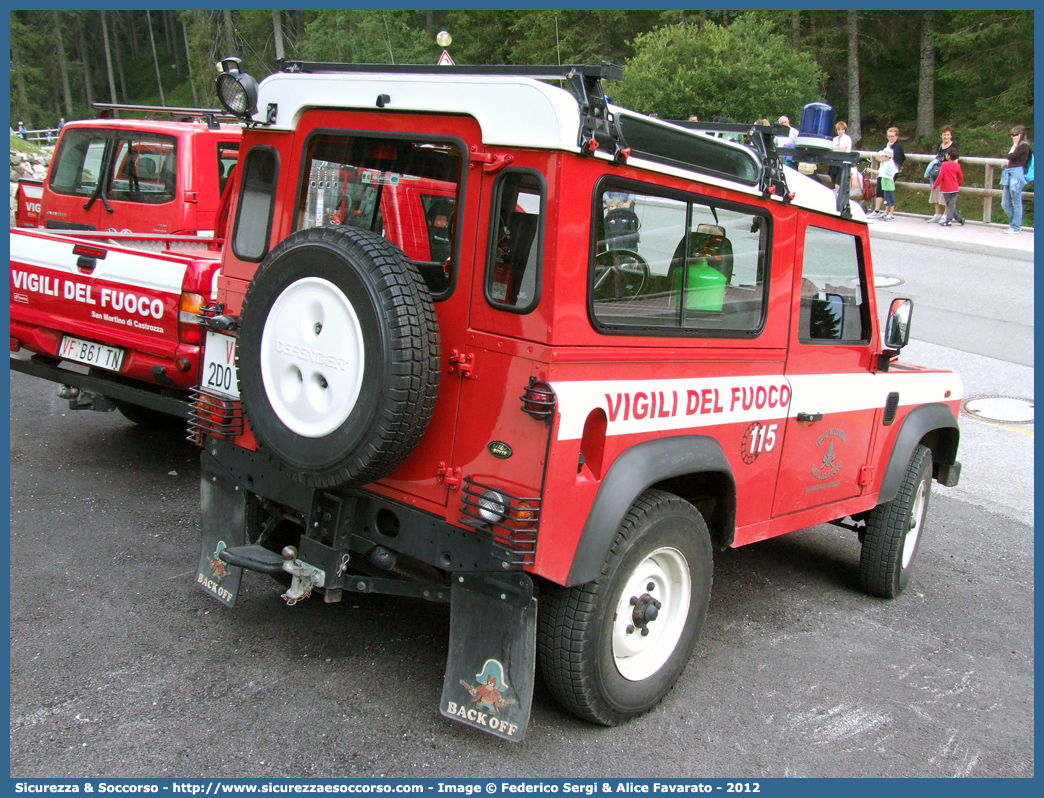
[459,659,517,714]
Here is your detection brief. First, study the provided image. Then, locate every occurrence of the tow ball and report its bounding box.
[279,546,326,606]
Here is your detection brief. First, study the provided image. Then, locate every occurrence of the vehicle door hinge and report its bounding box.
[857,466,874,487]
[436,462,462,491]
[469,146,515,174]
[447,349,476,379]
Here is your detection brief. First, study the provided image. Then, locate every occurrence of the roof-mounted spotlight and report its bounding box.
[215,57,258,120]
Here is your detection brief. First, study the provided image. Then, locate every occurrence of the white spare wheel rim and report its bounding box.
[612,546,692,681]
[259,276,365,438]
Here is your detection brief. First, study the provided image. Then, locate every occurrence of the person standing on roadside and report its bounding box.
[1001,125,1031,234]
[868,127,905,219]
[933,147,964,227]
[926,125,957,223]
[829,120,852,187]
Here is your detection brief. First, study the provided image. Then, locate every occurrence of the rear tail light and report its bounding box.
[521,377,556,424]
[179,292,206,345]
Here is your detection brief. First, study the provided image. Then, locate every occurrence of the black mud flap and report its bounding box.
[440,573,536,742]
[195,450,250,607]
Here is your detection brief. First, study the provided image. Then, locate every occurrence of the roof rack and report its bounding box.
[668,119,860,217]
[93,103,238,130]
[273,59,629,162]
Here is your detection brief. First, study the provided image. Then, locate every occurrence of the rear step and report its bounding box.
[219,544,285,574]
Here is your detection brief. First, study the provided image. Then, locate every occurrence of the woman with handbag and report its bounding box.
[1002,126,1031,234]
[926,126,957,223]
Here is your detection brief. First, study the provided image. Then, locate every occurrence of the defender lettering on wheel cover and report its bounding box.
[260,276,365,438]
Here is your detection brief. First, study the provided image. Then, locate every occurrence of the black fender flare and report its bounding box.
[566,435,735,587]
[878,403,960,504]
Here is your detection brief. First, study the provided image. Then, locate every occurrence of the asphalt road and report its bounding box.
[8,244,1034,779]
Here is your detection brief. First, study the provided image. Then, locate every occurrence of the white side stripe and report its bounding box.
[551,370,962,441]
[10,233,187,295]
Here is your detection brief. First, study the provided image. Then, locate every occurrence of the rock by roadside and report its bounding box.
[10,147,52,217]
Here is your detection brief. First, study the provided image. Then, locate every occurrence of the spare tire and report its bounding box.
[237,226,440,488]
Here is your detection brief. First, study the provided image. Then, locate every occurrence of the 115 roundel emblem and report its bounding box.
[488,441,512,459]
[740,421,778,464]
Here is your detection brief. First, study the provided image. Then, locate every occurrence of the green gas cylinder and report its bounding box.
[671,258,727,311]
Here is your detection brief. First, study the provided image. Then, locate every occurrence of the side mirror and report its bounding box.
[884,297,913,349]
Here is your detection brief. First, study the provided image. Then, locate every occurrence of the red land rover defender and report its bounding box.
[190,59,962,741]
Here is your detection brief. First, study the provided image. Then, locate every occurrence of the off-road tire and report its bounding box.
[859,444,933,598]
[237,226,440,488]
[537,489,713,725]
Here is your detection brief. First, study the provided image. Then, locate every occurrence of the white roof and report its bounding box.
[252,70,855,220]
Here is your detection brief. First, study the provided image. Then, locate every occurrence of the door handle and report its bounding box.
[796,412,823,423]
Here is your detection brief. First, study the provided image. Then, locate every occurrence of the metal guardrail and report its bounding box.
[854,150,1033,224]
[15,128,59,144]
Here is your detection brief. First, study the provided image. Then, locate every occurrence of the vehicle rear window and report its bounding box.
[590,183,770,337]
[296,133,464,298]
[108,134,178,204]
[49,129,108,196]
[217,142,240,196]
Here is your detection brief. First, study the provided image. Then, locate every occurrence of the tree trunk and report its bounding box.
[146,10,166,105]
[101,10,119,108]
[111,13,129,103]
[10,39,31,127]
[846,10,861,145]
[78,22,95,110]
[169,11,184,77]
[916,11,935,139]
[272,10,286,61]
[163,10,175,58]
[182,20,200,106]
[128,12,139,60]
[790,10,800,48]
[425,10,434,39]
[223,10,236,56]
[53,11,74,118]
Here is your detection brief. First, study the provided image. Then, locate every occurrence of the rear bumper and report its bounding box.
[10,352,191,418]
[10,319,200,390]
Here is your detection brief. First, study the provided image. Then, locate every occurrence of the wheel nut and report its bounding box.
[629,596,638,606]
[641,628,650,636]
[626,625,635,634]
[647,582,655,591]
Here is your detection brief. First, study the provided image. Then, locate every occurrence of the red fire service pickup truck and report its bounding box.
[14,104,241,236]
[10,106,242,422]
[185,58,962,742]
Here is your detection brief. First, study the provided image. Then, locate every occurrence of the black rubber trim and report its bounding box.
[10,354,190,418]
[878,403,960,504]
[566,435,735,587]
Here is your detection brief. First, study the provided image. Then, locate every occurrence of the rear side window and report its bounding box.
[232,147,279,262]
[49,129,108,196]
[798,226,869,343]
[485,170,545,313]
[295,133,464,297]
[108,134,178,204]
[590,184,770,336]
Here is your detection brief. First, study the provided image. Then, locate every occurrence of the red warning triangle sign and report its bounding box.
[438,50,455,66]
